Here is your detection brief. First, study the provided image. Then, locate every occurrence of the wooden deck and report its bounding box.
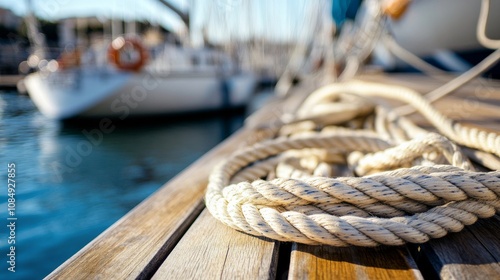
[46,74,500,280]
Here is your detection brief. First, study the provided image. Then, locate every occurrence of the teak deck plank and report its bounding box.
[152,210,279,280]
[289,245,424,280]
[411,215,500,280]
[470,215,500,260]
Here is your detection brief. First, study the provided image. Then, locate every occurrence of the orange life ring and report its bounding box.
[108,37,148,72]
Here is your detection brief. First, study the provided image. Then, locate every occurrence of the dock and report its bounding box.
[0,75,23,90]
[46,74,500,279]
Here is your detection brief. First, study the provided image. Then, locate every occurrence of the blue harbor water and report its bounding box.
[0,90,245,279]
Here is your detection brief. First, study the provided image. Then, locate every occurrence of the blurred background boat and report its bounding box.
[373,0,500,73]
[21,0,256,120]
[24,40,256,120]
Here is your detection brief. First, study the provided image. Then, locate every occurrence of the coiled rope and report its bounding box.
[206,80,500,247]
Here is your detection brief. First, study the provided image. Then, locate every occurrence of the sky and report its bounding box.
[0,0,331,44]
[0,0,188,32]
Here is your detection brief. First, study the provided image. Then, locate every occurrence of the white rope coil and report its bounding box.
[206,81,500,246]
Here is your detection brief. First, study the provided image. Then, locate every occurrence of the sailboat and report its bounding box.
[24,41,255,120]
[23,1,256,120]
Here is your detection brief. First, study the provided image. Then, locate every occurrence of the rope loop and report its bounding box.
[206,81,500,246]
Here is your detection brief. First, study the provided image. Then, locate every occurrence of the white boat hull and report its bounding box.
[389,0,500,56]
[24,68,256,120]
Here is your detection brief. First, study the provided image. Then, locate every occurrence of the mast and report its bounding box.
[25,0,47,60]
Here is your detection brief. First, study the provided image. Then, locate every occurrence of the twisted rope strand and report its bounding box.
[205,81,500,246]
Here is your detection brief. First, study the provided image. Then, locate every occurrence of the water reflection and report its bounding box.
[0,90,244,279]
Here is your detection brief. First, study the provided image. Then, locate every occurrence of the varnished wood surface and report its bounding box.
[289,245,423,280]
[46,74,500,280]
[152,210,279,280]
[410,215,500,280]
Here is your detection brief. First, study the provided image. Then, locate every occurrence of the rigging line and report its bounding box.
[477,0,500,49]
[395,48,500,116]
[383,35,448,76]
